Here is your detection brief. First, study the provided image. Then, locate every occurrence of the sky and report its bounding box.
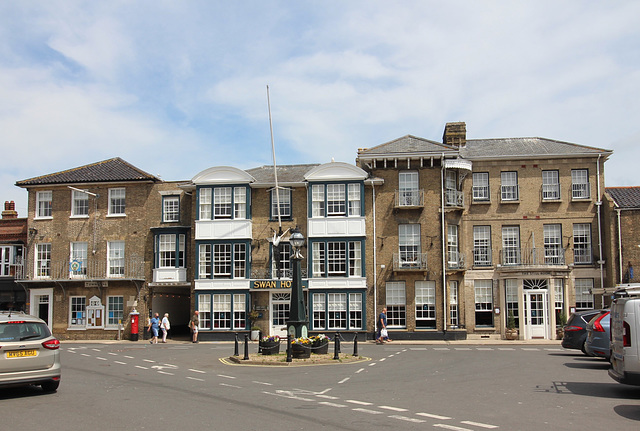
[1,1,639,216]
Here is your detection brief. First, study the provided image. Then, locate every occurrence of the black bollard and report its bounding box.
[286,333,292,363]
[333,331,340,360]
[234,333,239,356]
[243,334,249,360]
[353,333,358,357]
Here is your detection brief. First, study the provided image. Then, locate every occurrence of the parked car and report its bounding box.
[561,309,602,355]
[585,310,610,359]
[0,311,61,392]
[609,286,640,385]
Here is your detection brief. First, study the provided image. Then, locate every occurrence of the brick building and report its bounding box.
[603,187,640,288]
[0,201,27,311]
[14,158,193,340]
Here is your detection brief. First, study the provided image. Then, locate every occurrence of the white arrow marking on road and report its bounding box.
[316,394,339,400]
[151,364,177,371]
[108,352,118,356]
[81,354,91,357]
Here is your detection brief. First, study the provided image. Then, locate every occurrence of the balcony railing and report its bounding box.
[447,252,465,270]
[250,268,308,279]
[445,189,464,207]
[395,190,424,208]
[393,253,428,271]
[499,247,567,267]
[472,248,493,267]
[16,257,145,281]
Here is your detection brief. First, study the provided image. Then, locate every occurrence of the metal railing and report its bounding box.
[250,268,308,279]
[499,247,568,267]
[393,253,428,271]
[447,252,465,270]
[394,190,424,208]
[445,189,464,207]
[17,257,145,280]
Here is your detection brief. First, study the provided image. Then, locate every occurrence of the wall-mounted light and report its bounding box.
[28,227,37,236]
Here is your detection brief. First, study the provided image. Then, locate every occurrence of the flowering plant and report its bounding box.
[260,335,280,343]
[310,334,330,344]
[292,337,312,346]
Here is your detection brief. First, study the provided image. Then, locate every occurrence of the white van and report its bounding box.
[609,285,640,385]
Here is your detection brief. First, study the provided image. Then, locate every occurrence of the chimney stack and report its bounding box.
[443,122,467,148]
[2,201,18,219]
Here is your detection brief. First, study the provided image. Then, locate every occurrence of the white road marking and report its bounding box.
[355,368,365,374]
[410,347,428,350]
[108,352,118,356]
[262,391,314,402]
[135,365,148,370]
[368,363,376,366]
[188,369,206,374]
[316,394,339,400]
[96,357,107,361]
[460,421,499,429]
[157,371,174,375]
[252,381,273,386]
[498,348,515,351]
[124,355,134,359]
[319,402,347,408]
[416,412,452,420]
[143,359,155,363]
[68,350,76,353]
[352,408,382,415]
[434,348,450,351]
[81,353,91,357]
[522,348,540,351]
[455,348,472,351]
[91,348,101,352]
[388,415,425,423]
[379,358,386,361]
[217,374,236,379]
[219,383,242,388]
[379,405,408,412]
[346,400,373,406]
[434,424,473,431]
[476,348,494,351]
[545,348,564,352]
[338,377,350,384]
[186,376,205,382]
[114,361,127,365]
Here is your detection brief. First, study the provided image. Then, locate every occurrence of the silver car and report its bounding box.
[585,310,611,359]
[0,311,61,392]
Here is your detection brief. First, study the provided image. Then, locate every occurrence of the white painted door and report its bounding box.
[30,288,53,331]
[524,291,549,339]
[270,292,290,338]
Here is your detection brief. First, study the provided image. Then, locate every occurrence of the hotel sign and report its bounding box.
[251,279,308,290]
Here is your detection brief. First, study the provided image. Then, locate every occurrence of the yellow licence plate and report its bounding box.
[6,350,37,358]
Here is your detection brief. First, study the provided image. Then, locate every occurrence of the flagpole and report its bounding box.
[267,85,282,230]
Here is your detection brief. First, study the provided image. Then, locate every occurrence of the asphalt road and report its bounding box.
[2,341,639,430]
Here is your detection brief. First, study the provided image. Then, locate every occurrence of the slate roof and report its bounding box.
[462,138,612,160]
[245,164,320,185]
[606,187,640,209]
[357,135,458,158]
[16,158,159,186]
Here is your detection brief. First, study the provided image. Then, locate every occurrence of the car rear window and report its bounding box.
[0,322,52,342]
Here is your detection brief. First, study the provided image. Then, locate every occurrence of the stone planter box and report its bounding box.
[259,341,280,355]
[504,329,519,340]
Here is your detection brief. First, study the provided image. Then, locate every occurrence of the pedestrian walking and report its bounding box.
[190,310,199,343]
[161,313,171,343]
[376,307,391,344]
[148,312,160,344]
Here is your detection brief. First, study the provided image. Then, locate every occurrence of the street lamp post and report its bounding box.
[287,227,308,339]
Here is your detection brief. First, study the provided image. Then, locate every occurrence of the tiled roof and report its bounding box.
[16,158,159,186]
[245,164,320,185]
[357,135,457,157]
[606,187,640,209]
[462,138,612,159]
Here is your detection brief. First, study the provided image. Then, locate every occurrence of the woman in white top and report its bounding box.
[161,313,171,343]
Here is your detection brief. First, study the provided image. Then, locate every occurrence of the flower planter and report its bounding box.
[504,329,519,340]
[312,340,329,354]
[292,344,311,359]
[259,341,280,355]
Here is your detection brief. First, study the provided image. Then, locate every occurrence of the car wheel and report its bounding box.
[41,380,60,392]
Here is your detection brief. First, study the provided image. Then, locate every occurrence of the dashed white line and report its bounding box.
[346,400,373,406]
[416,412,452,420]
[434,348,450,351]
[81,353,91,357]
[410,347,428,350]
[316,394,340,400]
[219,383,242,388]
[355,368,365,374]
[460,421,498,429]
[162,363,177,368]
[91,348,101,352]
[124,355,134,359]
[455,348,472,351]
[388,415,425,423]
[186,376,205,382]
[368,363,377,366]
[96,357,107,361]
[379,405,408,412]
[217,374,236,379]
[476,348,494,351]
[108,352,118,356]
[188,369,206,374]
[352,408,382,415]
[498,348,515,351]
[262,391,314,402]
[252,381,273,386]
[135,365,148,370]
[143,359,155,363]
[434,424,473,431]
[114,361,127,365]
[379,358,386,361]
[522,348,540,351]
[319,401,347,408]
[157,371,174,375]
[338,377,350,384]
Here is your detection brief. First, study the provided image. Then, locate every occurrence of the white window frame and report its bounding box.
[449,281,459,327]
[399,224,421,267]
[328,292,348,330]
[212,294,232,329]
[348,241,362,277]
[386,281,406,328]
[501,171,519,201]
[505,279,519,327]
[349,293,363,330]
[571,169,590,200]
[543,224,563,264]
[214,187,232,219]
[158,234,177,268]
[327,184,346,216]
[271,188,291,219]
[502,226,521,265]
[108,188,126,216]
[447,225,459,267]
[69,296,86,328]
[472,172,490,202]
[199,188,212,220]
[163,196,180,222]
[198,294,211,329]
[348,184,361,216]
[36,191,52,219]
[542,170,560,200]
[234,187,247,219]
[70,242,88,278]
[415,280,436,328]
[313,293,326,329]
[233,294,247,329]
[71,190,89,217]
[199,244,211,278]
[35,243,51,279]
[573,223,592,264]
[107,241,125,278]
[106,296,124,328]
[575,279,594,310]
[399,171,420,206]
[473,225,491,266]
[474,279,494,327]
[311,184,325,217]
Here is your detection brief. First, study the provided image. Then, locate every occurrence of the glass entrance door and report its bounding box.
[524,290,549,339]
[270,292,290,338]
